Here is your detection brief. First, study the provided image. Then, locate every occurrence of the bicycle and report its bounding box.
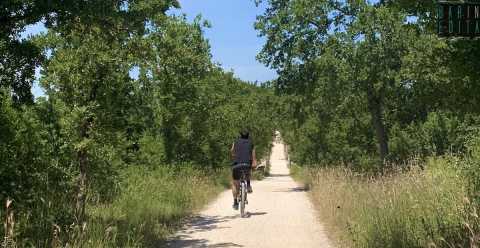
[235,164,265,218]
[236,165,250,218]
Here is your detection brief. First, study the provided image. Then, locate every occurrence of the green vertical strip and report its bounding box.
[458,6,462,34]
[449,5,454,33]
[476,4,480,34]
[438,5,444,34]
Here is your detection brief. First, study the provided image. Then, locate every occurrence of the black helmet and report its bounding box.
[239,129,249,139]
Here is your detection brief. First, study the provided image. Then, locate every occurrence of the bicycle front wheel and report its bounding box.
[240,182,246,217]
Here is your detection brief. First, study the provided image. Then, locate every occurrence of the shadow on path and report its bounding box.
[165,212,269,247]
[165,215,238,247]
[179,215,236,233]
[272,186,309,193]
[166,239,244,248]
[243,211,267,218]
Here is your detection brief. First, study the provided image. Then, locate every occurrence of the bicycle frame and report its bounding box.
[237,167,250,218]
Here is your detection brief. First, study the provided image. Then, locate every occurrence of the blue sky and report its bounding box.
[22,0,277,97]
[170,0,277,83]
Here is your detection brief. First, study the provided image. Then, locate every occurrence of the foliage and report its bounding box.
[256,0,480,166]
[0,1,276,246]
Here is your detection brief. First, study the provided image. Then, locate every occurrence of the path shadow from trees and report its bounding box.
[165,215,238,247]
[179,215,237,234]
[166,239,244,248]
[164,211,268,247]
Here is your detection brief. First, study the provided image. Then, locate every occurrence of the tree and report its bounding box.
[0,0,44,104]
[38,0,180,226]
[256,0,437,164]
[346,5,417,162]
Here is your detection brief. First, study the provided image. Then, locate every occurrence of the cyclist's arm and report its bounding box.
[230,143,235,160]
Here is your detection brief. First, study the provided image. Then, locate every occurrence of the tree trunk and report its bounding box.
[76,148,87,226]
[75,117,91,228]
[76,85,97,228]
[366,88,389,164]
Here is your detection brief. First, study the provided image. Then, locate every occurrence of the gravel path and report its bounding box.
[166,137,333,248]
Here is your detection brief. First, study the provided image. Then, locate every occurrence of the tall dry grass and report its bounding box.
[33,165,230,247]
[295,158,480,248]
[2,199,15,248]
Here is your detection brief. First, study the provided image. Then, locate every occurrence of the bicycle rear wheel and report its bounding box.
[240,182,246,217]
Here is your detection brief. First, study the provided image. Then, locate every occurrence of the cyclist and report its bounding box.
[231,129,257,210]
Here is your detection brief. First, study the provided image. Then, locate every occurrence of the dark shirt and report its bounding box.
[233,138,254,165]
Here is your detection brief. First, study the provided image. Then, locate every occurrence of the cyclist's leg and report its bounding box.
[232,166,241,208]
[231,180,240,198]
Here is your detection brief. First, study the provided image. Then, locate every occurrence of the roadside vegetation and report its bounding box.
[256,0,480,247]
[1,1,276,246]
[292,155,480,248]
[82,166,230,247]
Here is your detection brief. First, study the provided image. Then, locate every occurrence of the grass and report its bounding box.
[73,165,229,247]
[4,161,271,247]
[292,158,480,248]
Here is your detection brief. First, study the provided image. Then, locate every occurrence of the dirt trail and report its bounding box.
[166,135,333,248]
